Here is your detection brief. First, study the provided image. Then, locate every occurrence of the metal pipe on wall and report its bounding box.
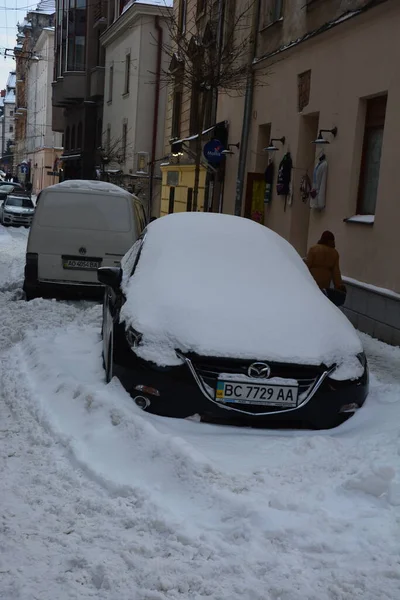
[234,0,261,216]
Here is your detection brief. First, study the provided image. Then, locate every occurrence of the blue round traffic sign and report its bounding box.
[203,139,225,165]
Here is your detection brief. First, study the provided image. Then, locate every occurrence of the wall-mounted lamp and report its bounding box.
[221,142,240,156]
[313,127,337,145]
[264,136,286,152]
[171,141,184,157]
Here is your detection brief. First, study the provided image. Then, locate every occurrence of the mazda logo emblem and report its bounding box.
[79,247,87,255]
[247,362,271,379]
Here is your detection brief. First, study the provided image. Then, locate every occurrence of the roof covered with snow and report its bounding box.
[46,179,133,196]
[121,212,363,368]
[6,72,16,90]
[4,91,16,104]
[121,0,173,14]
[29,0,56,14]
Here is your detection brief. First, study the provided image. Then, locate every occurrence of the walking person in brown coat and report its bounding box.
[304,230,347,306]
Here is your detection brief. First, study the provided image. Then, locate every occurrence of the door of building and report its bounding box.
[244,173,266,223]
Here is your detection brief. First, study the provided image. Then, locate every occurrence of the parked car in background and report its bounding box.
[0,182,25,203]
[98,212,369,430]
[0,193,35,228]
[23,180,147,300]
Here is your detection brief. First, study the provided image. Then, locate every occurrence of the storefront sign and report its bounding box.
[203,139,225,165]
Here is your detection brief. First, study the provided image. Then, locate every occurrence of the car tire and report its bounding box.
[24,289,36,301]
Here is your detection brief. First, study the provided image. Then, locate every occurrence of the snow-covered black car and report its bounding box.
[98,213,368,429]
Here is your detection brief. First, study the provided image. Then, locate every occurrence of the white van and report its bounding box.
[23,180,147,300]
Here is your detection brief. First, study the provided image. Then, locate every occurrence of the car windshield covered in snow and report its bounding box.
[6,195,34,208]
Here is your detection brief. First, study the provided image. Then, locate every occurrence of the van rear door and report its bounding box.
[32,190,135,285]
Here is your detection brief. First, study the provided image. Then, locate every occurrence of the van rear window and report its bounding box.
[38,193,132,232]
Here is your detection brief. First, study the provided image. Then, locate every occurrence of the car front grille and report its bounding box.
[190,357,323,413]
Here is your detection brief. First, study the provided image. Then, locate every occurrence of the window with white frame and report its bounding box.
[108,63,114,102]
[121,122,127,163]
[124,53,131,95]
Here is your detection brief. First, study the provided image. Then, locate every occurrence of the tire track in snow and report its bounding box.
[3,321,399,600]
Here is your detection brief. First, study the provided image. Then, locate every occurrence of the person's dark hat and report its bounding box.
[318,230,335,247]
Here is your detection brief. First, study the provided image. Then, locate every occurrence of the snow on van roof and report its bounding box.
[46,180,132,195]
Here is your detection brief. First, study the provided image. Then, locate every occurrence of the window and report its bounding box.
[357,95,387,215]
[77,121,83,149]
[65,0,86,72]
[189,83,200,135]
[97,119,102,149]
[262,0,283,28]
[65,125,70,150]
[196,0,206,17]
[10,110,13,116]
[137,152,149,174]
[9,125,13,133]
[108,64,113,102]
[178,0,187,33]
[121,122,127,163]
[167,171,179,186]
[186,188,193,211]
[168,187,175,214]
[171,88,182,139]
[106,124,111,151]
[298,70,311,112]
[124,53,130,95]
[71,124,76,149]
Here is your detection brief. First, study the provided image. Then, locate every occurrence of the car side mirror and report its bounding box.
[97,267,122,290]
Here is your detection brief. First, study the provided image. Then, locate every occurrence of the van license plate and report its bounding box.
[63,258,101,270]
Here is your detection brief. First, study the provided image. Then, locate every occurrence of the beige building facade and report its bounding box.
[26,28,63,193]
[101,0,171,216]
[219,0,400,344]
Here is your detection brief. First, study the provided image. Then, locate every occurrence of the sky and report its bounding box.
[0,0,30,91]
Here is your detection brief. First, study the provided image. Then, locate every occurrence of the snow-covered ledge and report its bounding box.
[343,276,400,302]
[344,214,375,225]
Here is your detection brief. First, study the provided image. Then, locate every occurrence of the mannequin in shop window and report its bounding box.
[310,152,328,210]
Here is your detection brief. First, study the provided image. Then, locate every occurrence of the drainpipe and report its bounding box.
[205,0,225,213]
[234,0,260,216]
[148,16,162,218]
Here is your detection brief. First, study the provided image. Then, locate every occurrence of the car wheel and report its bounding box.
[24,286,37,301]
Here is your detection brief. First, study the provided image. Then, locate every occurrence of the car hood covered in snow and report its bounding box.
[120,213,363,369]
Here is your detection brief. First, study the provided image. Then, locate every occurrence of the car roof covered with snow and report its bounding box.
[120,212,362,368]
[44,180,134,196]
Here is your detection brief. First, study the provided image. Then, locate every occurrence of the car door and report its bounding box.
[103,236,146,380]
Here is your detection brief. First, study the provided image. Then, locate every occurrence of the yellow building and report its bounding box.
[159,0,228,216]
[160,163,206,216]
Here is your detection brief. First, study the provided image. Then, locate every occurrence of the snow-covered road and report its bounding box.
[1,225,400,600]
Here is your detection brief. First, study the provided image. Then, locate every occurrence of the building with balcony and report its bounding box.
[100,0,171,215]
[0,73,16,173]
[52,0,108,179]
[219,0,400,343]
[159,0,230,217]
[13,0,56,184]
[26,27,64,192]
